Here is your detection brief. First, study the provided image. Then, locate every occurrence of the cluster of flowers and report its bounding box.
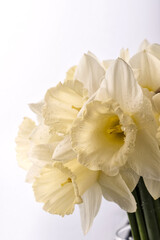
[16,40,160,234]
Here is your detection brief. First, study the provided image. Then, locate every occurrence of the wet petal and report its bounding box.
[99,58,143,114]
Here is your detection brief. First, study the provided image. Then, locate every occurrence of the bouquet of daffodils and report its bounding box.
[16,40,160,239]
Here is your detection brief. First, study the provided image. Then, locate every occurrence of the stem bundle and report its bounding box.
[128,178,160,240]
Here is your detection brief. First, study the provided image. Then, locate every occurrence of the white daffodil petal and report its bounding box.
[29,101,44,116]
[130,51,160,92]
[71,100,136,176]
[79,183,102,235]
[53,135,76,162]
[26,164,42,183]
[128,129,160,181]
[120,166,139,192]
[102,58,143,114]
[144,178,160,200]
[26,143,57,183]
[103,60,114,69]
[99,172,136,212]
[16,117,35,170]
[29,123,62,145]
[30,144,56,165]
[74,52,105,96]
[138,39,150,51]
[148,43,160,60]
[43,80,87,134]
[65,66,77,81]
[119,48,130,62]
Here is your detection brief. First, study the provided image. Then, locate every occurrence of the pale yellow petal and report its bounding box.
[128,129,160,181]
[99,172,136,212]
[43,80,88,134]
[79,183,102,234]
[119,48,130,62]
[138,39,150,51]
[120,165,139,192]
[74,52,105,96]
[26,164,42,183]
[144,178,160,199]
[148,43,160,60]
[52,135,76,162]
[30,144,56,165]
[30,123,62,145]
[71,100,136,176]
[130,51,160,92]
[103,60,114,69]
[16,117,35,170]
[33,160,99,216]
[102,58,143,114]
[65,66,77,81]
[29,101,44,116]
[152,93,160,113]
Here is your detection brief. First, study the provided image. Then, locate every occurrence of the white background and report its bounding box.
[0,0,160,239]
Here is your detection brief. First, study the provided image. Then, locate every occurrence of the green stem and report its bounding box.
[132,188,149,240]
[154,199,160,230]
[138,178,160,240]
[127,212,141,240]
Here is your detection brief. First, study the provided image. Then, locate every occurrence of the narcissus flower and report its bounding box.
[71,58,160,198]
[16,43,160,235]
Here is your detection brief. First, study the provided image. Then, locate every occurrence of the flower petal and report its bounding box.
[152,93,160,113]
[128,129,160,181]
[130,51,160,92]
[33,163,82,216]
[26,164,42,183]
[65,66,77,81]
[99,172,136,212]
[119,48,130,62]
[138,39,150,51]
[30,144,56,165]
[43,80,87,134]
[30,123,62,145]
[99,58,143,114]
[148,43,160,60]
[143,178,160,199]
[33,160,99,216]
[74,52,105,96]
[79,183,102,234]
[120,165,139,192]
[15,117,35,170]
[52,135,76,162]
[71,100,136,176]
[29,101,44,116]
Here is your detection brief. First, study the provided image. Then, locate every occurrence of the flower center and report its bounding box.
[105,115,125,140]
[107,124,123,134]
[61,177,72,187]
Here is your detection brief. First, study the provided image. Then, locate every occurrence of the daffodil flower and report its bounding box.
[71,58,160,198]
